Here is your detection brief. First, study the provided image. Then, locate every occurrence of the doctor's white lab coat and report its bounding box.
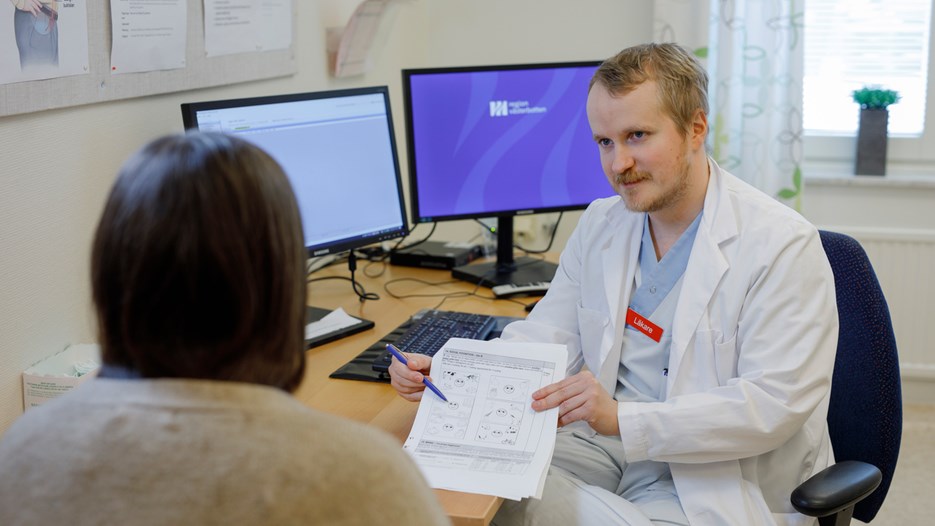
[501,159,838,525]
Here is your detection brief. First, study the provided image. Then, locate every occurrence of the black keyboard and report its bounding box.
[371,310,497,372]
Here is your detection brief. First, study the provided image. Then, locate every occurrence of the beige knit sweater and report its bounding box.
[0,378,450,526]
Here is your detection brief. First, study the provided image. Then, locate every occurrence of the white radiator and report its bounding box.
[824,227,935,386]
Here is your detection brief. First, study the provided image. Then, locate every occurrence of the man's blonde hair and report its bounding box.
[590,43,709,136]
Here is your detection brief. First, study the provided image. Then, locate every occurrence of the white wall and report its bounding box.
[802,174,935,404]
[0,1,652,434]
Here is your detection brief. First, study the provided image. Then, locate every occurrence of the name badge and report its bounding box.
[626,307,663,342]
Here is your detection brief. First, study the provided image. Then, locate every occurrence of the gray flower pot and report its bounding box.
[855,108,888,176]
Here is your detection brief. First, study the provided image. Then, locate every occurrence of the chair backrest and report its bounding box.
[819,230,902,522]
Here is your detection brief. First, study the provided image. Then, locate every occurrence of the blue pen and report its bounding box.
[386,343,449,402]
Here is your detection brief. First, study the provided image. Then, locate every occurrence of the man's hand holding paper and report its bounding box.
[396,338,568,501]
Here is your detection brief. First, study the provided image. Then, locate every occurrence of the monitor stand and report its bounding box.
[304,306,374,349]
[451,215,558,288]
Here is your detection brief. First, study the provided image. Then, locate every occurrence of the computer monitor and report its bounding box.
[402,61,613,288]
[180,86,408,346]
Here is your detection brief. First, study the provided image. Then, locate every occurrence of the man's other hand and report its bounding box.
[531,371,620,436]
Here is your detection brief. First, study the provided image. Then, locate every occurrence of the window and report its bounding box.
[804,0,932,137]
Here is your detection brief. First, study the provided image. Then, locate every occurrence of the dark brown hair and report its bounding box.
[590,42,709,136]
[91,132,307,391]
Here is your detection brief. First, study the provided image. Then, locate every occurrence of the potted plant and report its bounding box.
[852,86,900,175]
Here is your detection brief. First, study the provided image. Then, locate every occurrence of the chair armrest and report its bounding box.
[791,460,883,517]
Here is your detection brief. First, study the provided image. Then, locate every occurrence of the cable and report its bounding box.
[357,223,439,279]
[348,251,378,302]
[473,214,562,254]
[392,222,437,254]
[382,274,527,311]
[474,218,497,236]
[306,275,359,290]
[306,251,378,302]
[515,212,563,254]
[362,253,390,279]
[382,272,477,311]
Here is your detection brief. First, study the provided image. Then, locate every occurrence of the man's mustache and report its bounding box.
[613,170,652,186]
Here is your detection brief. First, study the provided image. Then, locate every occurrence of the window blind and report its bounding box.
[804,0,932,135]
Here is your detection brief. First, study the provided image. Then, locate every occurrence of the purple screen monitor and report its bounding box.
[402,62,613,287]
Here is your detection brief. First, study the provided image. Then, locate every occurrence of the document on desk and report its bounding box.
[402,338,567,501]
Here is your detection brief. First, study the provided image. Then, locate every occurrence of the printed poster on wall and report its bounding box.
[0,0,90,85]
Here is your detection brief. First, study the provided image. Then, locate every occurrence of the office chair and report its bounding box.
[791,230,902,525]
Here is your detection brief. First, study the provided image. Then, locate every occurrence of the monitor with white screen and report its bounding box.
[402,62,614,287]
[180,86,408,346]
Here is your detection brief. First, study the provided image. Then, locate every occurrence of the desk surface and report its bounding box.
[294,257,542,526]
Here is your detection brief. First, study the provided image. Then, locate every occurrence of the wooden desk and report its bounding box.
[293,258,540,526]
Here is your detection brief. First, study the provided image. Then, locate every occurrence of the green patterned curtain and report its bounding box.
[654,0,805,210]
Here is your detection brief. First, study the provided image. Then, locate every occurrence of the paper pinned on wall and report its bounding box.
[328,0,402,78]
[204,0,293,58]
[110,0,187,75]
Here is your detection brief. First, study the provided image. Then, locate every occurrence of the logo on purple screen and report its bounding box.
[488,99,547,117]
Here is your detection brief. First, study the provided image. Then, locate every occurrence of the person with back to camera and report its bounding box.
[0,132,450,526]
[388,43,838,525]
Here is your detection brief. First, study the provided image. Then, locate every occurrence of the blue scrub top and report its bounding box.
[615,212,702,403]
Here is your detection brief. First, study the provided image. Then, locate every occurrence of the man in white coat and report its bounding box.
[389,43,838,525]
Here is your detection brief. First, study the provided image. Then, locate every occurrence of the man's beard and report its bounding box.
[615,156,692,213]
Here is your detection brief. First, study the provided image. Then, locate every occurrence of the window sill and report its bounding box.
[804,161,935,190]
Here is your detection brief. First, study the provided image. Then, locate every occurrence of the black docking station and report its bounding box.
[390,241,485,270]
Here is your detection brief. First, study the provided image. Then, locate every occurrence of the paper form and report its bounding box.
[110,0,187,74]
[304,307,360,340]
[402,338,567,501]
[203,0,292,57]
[257,0,292,51]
